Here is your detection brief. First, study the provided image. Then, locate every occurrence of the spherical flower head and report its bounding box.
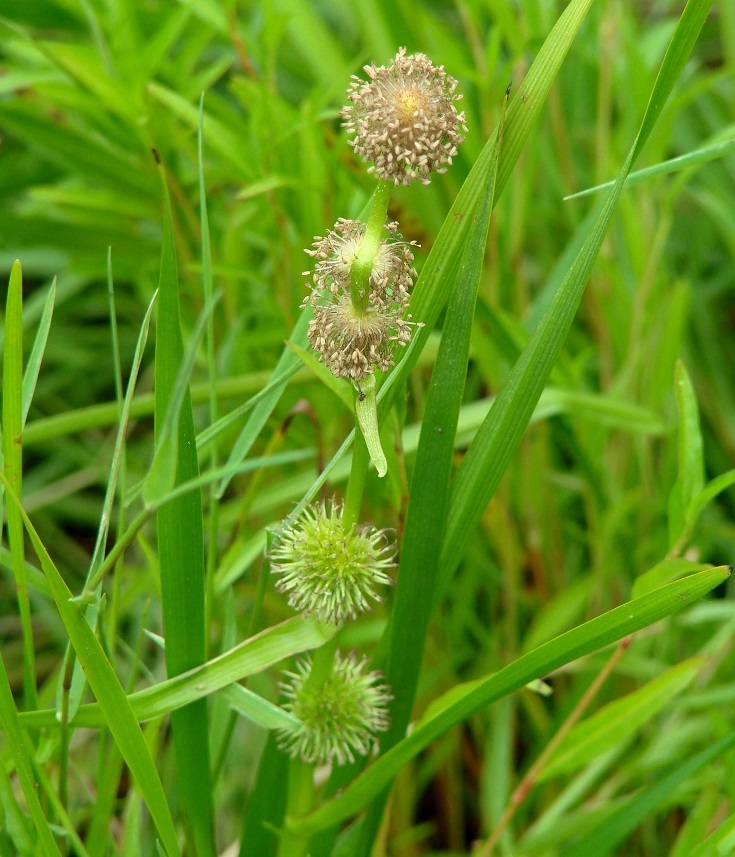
[302,219,418,381]
[269,499,395,625]
[277,651,392,766]
[306,218,417,309]
[341,47,467,186]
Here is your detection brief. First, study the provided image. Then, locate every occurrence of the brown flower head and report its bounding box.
[341,47,467,186]
[302,218,418,381]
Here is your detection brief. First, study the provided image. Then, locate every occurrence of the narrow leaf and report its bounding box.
[668,359,705,546]
[21,277,55,428]
[564,732,735,857]
[292,566,730,834]
[21,617,336,729]
[0,478,181,857]
[153,153,213,856]
[439,0,714,592]
[0,655,61,856]
[355,374,387,477]
[2,259,36,710]
[539,659,703,780]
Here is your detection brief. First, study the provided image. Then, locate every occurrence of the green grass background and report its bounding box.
[1,1,735,855]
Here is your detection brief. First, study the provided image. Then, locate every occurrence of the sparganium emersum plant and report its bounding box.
[269,46,466,857]
[3,8,729,857]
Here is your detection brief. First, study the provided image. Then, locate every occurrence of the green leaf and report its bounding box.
[539,658,703,780]
[668,360,705,546]
[144,291,216,505]
[439,0,715,594]
[632,558,712,600]
[676,469,735,555]
[355,374,387,478]
[0,654,61,856]
[0,478,181,857]
[284,339,354,411]
[215,307,313,499]
[291,566,730,835]
[223,684,301,732]
[21,276,55,428]
[689,810,735,857]
[563,732,735,857]
[63,287,158,721]
[2,260,36,711]
[153,153,213,856]
[367,79,506,810]
[20,617,336,730]
[563,134,735,200]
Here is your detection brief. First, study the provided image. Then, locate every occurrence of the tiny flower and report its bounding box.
[269,499,395,624]
[302,218,418,381]
[277,651,392,766]
[341,47,467,186]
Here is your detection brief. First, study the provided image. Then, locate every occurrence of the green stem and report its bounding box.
[277,638,339,857]
[343,422,370,528]
[349,180,393,313]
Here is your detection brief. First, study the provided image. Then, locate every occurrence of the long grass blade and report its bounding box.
[20,276,55,428]
[0,477,181,857]
[439,0,715,592]
[0,654,61,855]
[2,260,36,711]
[563,732,735,856]
[20,617,336,730]
[291,566,730,835]
[153,151,214,856]
[351,85,508,855]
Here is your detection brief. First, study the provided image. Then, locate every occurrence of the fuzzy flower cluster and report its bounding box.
[302,218,418,381]
[269,499,395,625]
[341,47,467,186]
[276,651,392,766]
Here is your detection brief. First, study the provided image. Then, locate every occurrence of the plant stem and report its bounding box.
[349,180,393,313]
[343,423,370,528]
[277,638,339,857]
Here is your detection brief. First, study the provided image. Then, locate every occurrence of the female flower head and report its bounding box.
[277,651,392,766]
[269,498,395,625]
[302,218,418,381]
[341,47,467,186]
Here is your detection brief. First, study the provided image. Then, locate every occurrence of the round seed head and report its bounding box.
[269,499,395,625]
[302,219,419,381]
[341,47,467,186]
[277,651,392,766]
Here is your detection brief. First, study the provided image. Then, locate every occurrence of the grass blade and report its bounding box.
[20,276,55,428]
[153,152,213,855]
[0,478,181,857]
[20,617,336,730]
[0,654,61,855]
[440,0,715,590]
[2,260,36,711]
[563,732,735,857]
[538,658,702,780]
[292,566,730,835]
[668,359,705,547]
[352,86,509,853]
